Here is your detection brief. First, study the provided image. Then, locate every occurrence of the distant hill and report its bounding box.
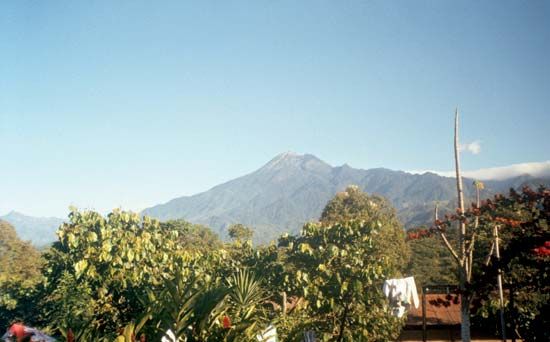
[143,152,550,244]
[0,211,64,247]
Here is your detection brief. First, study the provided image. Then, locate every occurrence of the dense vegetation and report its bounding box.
[469,187,550,341]
[407,186,550,341]
[0,188,407,341]
[1,186,548,341]
[0,221,42,324]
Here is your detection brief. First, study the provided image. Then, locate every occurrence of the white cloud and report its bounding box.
[460,140,481,155]
[407,161,550,181]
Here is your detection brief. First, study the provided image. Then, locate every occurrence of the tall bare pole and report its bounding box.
[454,108,471,342]
[455,108,466,259]
[494,225,507,341]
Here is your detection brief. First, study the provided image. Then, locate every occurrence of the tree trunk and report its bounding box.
[337,304,349,342]
[461,293,472,342]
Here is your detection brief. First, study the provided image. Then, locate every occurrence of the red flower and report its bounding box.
[222,315,231,329]
[67,329,75,342]
[533,246,550,257]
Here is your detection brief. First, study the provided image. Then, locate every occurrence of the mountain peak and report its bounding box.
[260,152,331,172]
[3,210,25,218]
[143,154,550,244]
[273,151,303,161]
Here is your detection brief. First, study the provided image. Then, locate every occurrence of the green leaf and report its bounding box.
[74,259,88,278]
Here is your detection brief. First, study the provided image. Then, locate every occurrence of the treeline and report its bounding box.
[1,186,548,341]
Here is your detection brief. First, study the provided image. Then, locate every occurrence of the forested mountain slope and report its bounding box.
[144,153,550,243]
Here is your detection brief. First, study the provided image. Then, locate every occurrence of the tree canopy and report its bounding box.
[228,223,254,243]
[320,185,410,274]
[160,219,222,252]
[470,187,550,341]
[278,220,403,341]
[406,227,458,287]
[5,185,545,341]
[39,209,187,336]
[0,220,42,324]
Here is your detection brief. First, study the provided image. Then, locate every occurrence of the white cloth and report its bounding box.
[303,331,316,342]
[383,276,419,317]
[161,329,176,342]
[256,324,278,342]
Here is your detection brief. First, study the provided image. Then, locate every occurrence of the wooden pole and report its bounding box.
[510,286,516,342]
[454,109,466,262]
[494,225,507,341]
[422,287,427,342]
[454,108,471,342]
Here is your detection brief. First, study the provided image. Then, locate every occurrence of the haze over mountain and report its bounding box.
[0,211,64,247]
[143,152,550,243]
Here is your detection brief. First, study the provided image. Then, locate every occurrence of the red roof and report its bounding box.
[406,294,461,326]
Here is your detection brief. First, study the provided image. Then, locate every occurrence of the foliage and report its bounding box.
[143,265,224,341]
[160,219,222,252]
[141,264,269,342]
[470,187,550,342]
[0,220,43,324]
[278,220,403,341]
[214,269,269,342]
[39,209,186,337]
[228,224,254,243]
[140,247,248,341]
[2,189,412,341]
[320,185,410,275]
[426,185,550,340]
[406,227,458,287]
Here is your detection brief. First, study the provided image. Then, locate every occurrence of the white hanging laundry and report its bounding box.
[383,276,419,317]
[256,324,278,342]
[404,276,419,308]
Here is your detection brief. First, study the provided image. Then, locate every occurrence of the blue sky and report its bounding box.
[1,1,549,217]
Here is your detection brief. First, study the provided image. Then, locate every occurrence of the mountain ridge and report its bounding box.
[143,153,550,243]
[0,211,64,247]
[5,153,549,246]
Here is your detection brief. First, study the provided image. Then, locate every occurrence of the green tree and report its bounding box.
[470,187,550,341]
[320,185,410,274]
[161,219,222,252]
[406,227,458,287]
[0,220,43,324]
[228,224,254,243]
[278,220,403,341]
[40,209,186,337]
